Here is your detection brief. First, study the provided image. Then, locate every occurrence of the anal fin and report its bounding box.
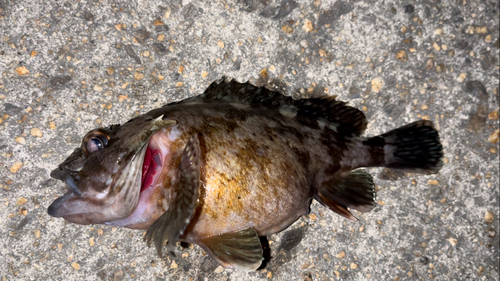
[317,170,376,221]
[144,135,201,256]
[200,228,264,271]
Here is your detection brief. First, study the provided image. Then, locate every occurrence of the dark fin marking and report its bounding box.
[144,135,201,256]
[365,120,444,174]
[316,170,376,221]
[200,78,367,137]
[199,227,264,271]
[294,97,367,136]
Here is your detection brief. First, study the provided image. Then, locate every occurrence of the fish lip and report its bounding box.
[50,167,84,198]
[47,191,93,219]
[47,191,75,217]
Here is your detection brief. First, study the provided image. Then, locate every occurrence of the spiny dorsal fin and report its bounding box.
[201,78,367,137]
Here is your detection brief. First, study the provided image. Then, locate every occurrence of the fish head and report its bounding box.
[48,114,177,225]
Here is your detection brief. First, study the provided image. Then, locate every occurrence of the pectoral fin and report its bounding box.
[317,170,376,221]
[200,228,264,271]
[144,135,201,256]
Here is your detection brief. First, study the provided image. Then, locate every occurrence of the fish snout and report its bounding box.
[50,166,69,181]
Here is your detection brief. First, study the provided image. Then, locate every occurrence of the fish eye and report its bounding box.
[87,137,104,153]
[82,130,110,156]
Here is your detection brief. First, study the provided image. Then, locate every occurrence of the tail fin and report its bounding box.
[365,120,443,174]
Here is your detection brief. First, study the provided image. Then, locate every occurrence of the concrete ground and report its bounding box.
[1,0,498,280]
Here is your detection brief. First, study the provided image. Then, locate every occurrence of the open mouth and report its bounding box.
[140,129,171,193]
[141,146,163,192]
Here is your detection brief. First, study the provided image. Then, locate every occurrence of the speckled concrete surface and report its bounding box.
[1,0,498,280]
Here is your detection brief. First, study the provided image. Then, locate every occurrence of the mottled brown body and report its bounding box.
[150,101,328,240]
[48,79,443,271]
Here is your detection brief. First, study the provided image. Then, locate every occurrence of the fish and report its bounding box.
[47,78,443,271]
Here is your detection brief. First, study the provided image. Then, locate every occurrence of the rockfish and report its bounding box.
[48,78,443,271]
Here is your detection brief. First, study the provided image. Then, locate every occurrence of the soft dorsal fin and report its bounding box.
[293,97,367,137]
[201,78,367,137]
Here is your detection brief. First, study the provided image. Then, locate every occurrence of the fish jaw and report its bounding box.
[48,115,179,226]
[48,143,147,224]
[48,191,103,225]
